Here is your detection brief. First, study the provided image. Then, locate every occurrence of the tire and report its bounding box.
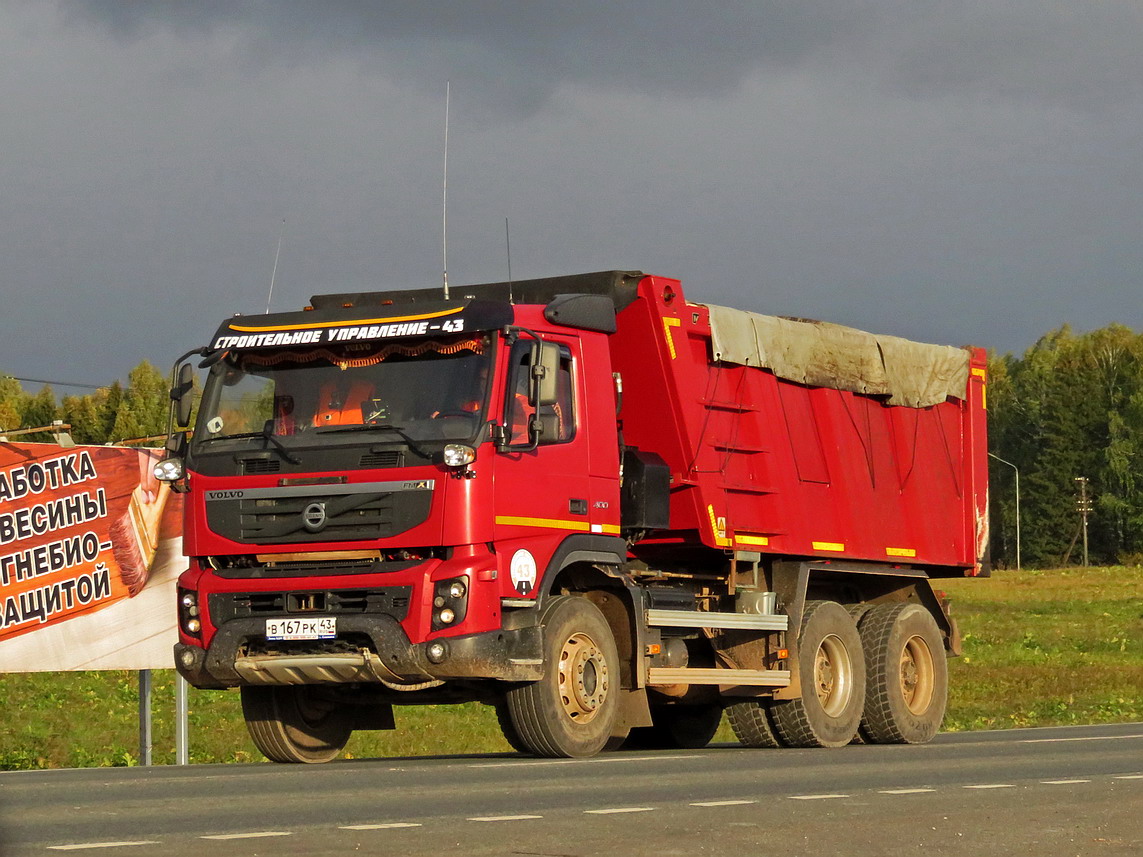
[858,603,948,744]
[493,701,532,754]
[240,685,353,764]
[772,600,865,748]
[505,595,620,758]
[727,698,786,748]
[626,704,724,750]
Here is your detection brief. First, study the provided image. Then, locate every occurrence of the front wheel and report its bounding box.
[505,595,620,758]
[240,685,353,764]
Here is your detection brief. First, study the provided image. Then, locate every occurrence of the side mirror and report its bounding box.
[531,342,560,407]
[172,363,195,428]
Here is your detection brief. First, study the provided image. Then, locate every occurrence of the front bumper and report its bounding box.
[175,614,544,689]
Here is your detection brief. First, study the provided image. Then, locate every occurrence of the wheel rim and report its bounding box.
[814,633,853,717]
[558,632,609,723]
[900,634,935,715]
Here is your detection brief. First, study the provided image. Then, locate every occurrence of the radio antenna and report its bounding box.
[265,218,285,314]
[442,81,450,300]
[505,217,514,303]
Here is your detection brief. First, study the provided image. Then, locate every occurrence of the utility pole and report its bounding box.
[1075,476,1091,567]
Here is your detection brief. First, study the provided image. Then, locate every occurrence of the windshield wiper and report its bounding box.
[315,423,431,457]
[202,425,301,465]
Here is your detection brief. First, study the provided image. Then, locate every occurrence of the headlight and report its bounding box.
[432,575,470,631]
[154,457,185,482]
[442,443,476,468]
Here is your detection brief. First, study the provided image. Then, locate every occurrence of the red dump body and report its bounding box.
[615,275,989,576]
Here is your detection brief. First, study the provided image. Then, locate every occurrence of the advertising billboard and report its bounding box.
[0,442,184,672]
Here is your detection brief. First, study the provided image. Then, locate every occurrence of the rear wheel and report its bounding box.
[240,685,353,764]
[727,698,786,748]
[858,603,948,744]
[505,595,620,757]
[772,600,865,748]
[626,704,724,750]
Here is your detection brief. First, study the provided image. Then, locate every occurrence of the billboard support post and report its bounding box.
[175,674,189,765]
[138,669,152,766]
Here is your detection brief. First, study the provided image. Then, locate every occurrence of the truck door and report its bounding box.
[492,337,593,597]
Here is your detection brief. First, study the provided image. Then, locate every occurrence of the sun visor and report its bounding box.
[208,300,513,352]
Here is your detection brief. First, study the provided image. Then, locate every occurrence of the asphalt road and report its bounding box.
[1,722,1141,857]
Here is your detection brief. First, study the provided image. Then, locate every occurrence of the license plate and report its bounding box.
[265,617,336,641]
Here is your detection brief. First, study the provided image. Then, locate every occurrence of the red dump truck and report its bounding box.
[156,270,988,762]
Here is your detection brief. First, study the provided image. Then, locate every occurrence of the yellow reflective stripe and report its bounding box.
[228,305,465,333]
[706,504,731,547]
[972,366,987,409]
[662,317,682,359]
[886,547,917,558]
[600,524,622,535]
[495,515,590,532]
[812,541,845,552]
[735,534,770,547]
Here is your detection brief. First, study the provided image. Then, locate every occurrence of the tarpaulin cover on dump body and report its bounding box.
[704,304,971,408]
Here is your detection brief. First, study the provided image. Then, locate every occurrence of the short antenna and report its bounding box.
[442,81,450,300]
[265,218,285,314]
[505,217,513,302]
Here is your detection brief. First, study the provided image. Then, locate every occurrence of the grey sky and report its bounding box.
[3,2,1142,390]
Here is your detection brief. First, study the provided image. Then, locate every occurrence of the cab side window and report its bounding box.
[505,341,575,446]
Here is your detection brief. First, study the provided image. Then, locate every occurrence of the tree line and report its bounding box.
[0,362,169,447]
[4,324,1142,569]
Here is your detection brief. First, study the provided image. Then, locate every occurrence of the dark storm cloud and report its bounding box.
[67,2,1143,115]
[4,2,1143,389]
[65,1,860,111]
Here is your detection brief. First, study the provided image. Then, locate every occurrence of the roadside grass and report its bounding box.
[941,564,1143,731]
[2,566,1141,769]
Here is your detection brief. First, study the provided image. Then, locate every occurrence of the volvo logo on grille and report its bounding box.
[302,502,328,532]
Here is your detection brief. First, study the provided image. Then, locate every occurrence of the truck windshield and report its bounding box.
[195,334,492,445]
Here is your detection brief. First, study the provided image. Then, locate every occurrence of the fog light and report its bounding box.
[154,457,185,482]
[179,649,197,668]
[442,443,476,468]
[448,581,467,599]
[427,641,448,663]
[437,607,456,625]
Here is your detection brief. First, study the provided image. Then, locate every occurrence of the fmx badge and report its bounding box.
[509,549,537,595]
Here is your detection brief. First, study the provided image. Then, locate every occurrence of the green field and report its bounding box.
[2,566,1141,770]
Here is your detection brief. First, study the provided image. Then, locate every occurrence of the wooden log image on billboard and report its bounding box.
[0,442,185,672]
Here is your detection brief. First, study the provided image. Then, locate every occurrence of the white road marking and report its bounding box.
[690,800,758,807]
[789,794,849,800]
[1114,774,1143,780]
[963,784,1015,790]
[339,823,423,830]
[48,844,158,851]
[1041,779,1091,785]
[879,788,936,795]
[469,755,701,768]
[468,815,543,822]
[585,807,657,814]
[199,831,292,840]
[1023,733,1143,744]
